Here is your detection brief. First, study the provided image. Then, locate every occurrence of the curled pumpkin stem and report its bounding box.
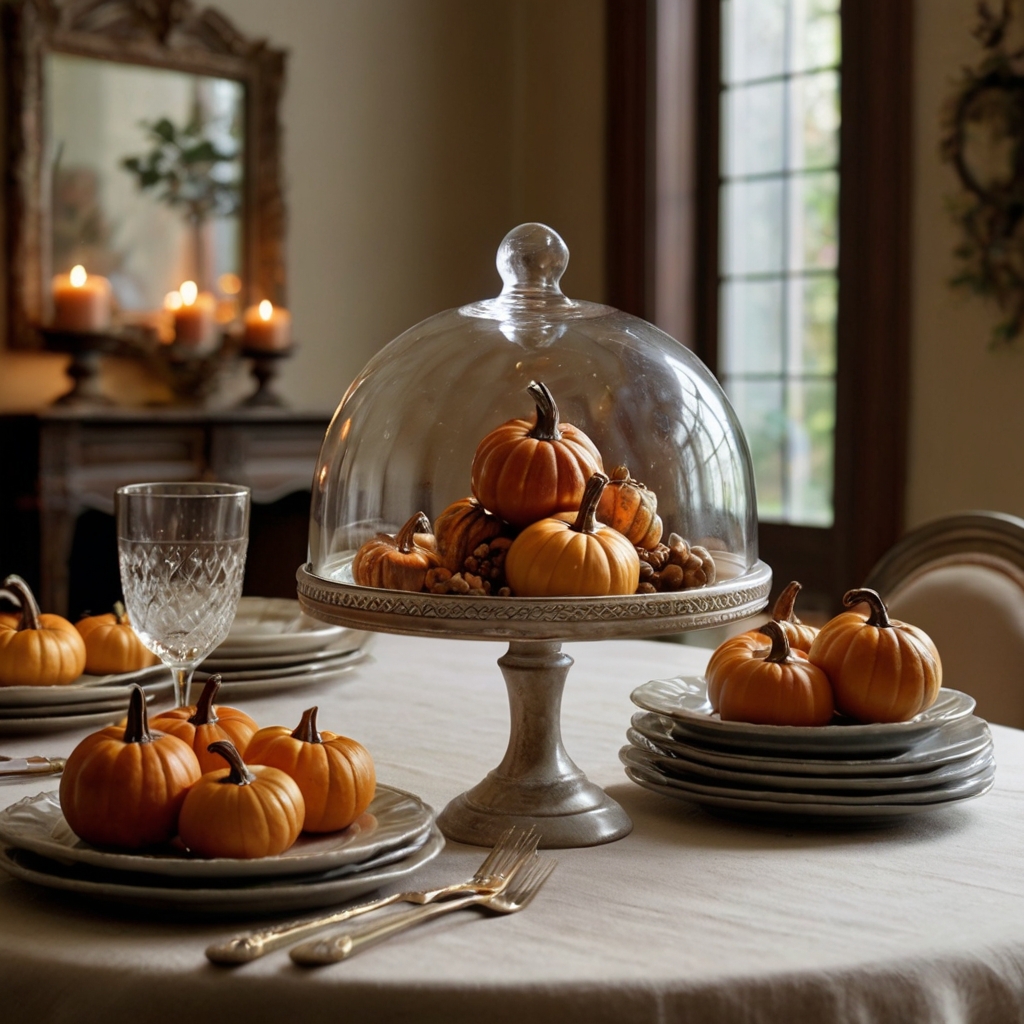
[842,587,892,628]
[771,581,804,624]
[572,472,610,535]
[122,684,153,745]
[292,706,323,744]
[758,620,792,664]
[1,574,41,632]
[396,512,432,554]
[208,740,256,786]
[112,600,129,625]
[189,675,221,727]
[526,380,562,441]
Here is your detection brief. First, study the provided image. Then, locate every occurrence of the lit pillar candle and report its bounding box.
[52,265,112,332]
[243,300,292,351]
[172,280,216,348]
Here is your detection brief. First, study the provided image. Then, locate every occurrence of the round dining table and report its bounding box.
[1,632,1023,1024]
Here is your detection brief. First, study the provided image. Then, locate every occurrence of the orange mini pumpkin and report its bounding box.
[352,512,440,591]
[0,574,86,687]
[59,685,202,849]
[149,675,259,774]
[809,588,942,724]
[245,706,376,833]
[762,581,820,653]
[504,473,640,597]
[178,740,305,858]
[470,380,604,528]
[596,466,663,548]
[76,601,159,675]
[705,628,772,709]
[433,496,507,572]
[710,621,835,726]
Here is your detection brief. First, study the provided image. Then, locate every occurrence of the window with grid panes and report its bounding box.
[718,0,840,527]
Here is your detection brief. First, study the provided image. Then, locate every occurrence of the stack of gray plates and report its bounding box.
[0,785,441,914]
[622,676,995,824]
[193,597,372,700]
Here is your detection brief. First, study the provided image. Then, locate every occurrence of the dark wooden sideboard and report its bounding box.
[1,406,333,617]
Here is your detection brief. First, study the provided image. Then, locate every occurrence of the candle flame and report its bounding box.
[164,291,183,311]
[258,300,273,321]
[70,265,87,288]
[180,281,198,306]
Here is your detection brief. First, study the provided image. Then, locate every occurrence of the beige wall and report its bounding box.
[908,0,1024,526]
[0,0,606,414]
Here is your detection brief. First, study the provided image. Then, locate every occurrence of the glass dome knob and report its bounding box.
[496,222,570,300]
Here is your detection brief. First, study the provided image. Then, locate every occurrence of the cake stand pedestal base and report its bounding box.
[436,640,633,849]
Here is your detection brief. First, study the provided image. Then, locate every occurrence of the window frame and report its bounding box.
[606,0,913,611]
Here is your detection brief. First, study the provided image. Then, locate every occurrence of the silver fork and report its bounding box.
[290,854,557,965]
[205,826,539,964]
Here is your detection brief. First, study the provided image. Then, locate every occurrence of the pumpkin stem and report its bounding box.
[758,620,792,664]
[188,676,221,726]
[842,587,892,628]
[1,574,41,632]
[113,600,129,625]
[122,684,154,745]
[292,706,323,744]
[396,512,432,554]
[208,740,257,786]
[771,581,804,624]
[610,465,631,482]
[526,381,562,441]
[571,472,610,534]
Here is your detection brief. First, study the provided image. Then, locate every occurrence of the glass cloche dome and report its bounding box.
[305,222,765,607]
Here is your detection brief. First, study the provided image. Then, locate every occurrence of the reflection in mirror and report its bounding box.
[45,53,244,327]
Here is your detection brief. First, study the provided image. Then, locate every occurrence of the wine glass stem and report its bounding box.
[174,667,193,708]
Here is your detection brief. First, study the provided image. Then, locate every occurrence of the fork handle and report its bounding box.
[205,891,408,964]
[290,892,485,965]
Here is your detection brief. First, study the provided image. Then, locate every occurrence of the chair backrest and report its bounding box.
[864,512,1024,728]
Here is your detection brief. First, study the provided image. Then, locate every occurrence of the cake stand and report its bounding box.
[297,557,771,849]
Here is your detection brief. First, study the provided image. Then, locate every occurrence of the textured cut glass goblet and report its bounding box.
[116,482,251,708]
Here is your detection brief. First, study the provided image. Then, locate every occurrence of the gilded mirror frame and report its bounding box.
[1,0,287,349]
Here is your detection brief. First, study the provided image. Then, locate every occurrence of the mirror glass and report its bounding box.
[44,53,244,323]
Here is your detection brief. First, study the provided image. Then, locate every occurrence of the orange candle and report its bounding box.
[52,265,111,332]
[172,281,216,348]
[243,300,292,351]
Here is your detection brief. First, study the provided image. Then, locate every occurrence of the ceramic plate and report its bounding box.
[621,744,996,807]
[630,711,995,777]
[631,677,976,756]
[0,784,434,879]
[195,647,369,683]
[211,597,346,657]
[189,653,370,701]
[201,630,372,671]
[0,666,169,709]
[625,728,995,794]
[0,826,445,915]
[0,695,164,736]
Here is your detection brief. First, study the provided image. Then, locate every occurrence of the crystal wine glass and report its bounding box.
[116,482,251,708]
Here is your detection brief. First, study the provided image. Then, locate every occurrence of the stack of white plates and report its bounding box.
[0,666,170,736]
[0,784,442,914]
[622,676,995,824]
[193,597,373,700]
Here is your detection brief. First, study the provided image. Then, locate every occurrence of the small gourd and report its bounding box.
[75,601,159,675]
[245,706,376,833]
[809,588,942,723]
[705,628,772,709]
[433,496,507,572]
[59,685,202,849]
[504,473,640,597]
[177,740,305,858]
[0,574,86,687]
[149,675,259,773]
[710,620,835,726]
[352,512,440,591]
[596,466,663,548]
[471,380,604,528]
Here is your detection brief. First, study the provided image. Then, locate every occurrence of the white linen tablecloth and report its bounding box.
[1,633,1023,1024]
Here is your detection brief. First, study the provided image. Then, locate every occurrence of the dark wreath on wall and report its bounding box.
[942,0,1024,346]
